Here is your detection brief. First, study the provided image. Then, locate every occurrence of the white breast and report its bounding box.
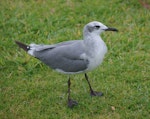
[86,39,107,71]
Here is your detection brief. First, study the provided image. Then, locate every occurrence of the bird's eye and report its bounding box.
[95,26,100,29]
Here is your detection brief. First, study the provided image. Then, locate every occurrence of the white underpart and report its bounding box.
[55,68,85,74]
[84,35,107,71]
[87,42,107,71]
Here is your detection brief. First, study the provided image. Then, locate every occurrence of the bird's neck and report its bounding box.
[83,34,106,57]
[84,34,104,48]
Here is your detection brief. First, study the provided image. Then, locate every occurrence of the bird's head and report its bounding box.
[83,21,118,36]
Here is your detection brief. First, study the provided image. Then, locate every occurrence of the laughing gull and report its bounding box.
[15,21,118,108]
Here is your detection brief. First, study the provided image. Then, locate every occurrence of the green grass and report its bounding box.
[0,0,150,118]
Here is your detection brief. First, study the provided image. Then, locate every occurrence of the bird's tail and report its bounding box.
[15,41,39,57]
[15,41,30,52]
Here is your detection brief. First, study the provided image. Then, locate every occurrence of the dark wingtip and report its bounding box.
[15,40,29,51]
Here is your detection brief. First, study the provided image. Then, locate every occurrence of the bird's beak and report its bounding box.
[105,27,118,32]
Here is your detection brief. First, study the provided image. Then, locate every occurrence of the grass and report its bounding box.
[0,0,150,118]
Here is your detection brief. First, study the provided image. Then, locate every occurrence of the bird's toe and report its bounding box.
[68,99,78,108]
[90,91,103,96]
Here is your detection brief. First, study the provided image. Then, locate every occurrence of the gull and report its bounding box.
[15,21,118,108]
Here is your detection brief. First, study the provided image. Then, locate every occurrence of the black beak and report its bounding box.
[105,27,118,32]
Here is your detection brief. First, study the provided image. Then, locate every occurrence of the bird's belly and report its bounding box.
[87,46,107,71]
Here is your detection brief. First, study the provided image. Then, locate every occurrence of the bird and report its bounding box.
[15,21,118,108]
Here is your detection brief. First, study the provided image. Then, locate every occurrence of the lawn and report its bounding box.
[0,0,150,119]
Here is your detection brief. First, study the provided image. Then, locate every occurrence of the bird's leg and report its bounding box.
[85,73,103,96]
[67,77,78,108]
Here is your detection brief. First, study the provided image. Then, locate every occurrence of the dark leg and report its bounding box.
[67,77,78,108]
[85,73,103,96]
